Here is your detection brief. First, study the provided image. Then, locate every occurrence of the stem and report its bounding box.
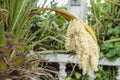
[105,38,120,43]
[105,0,120,6]
[37,50,66,54]
[0,22,6,46]
[28,8,77,22]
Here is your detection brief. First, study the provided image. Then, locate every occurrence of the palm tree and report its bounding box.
[0,1,69,79]
[0,0,49,79]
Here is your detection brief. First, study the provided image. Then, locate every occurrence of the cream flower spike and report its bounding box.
[54,8,99,75]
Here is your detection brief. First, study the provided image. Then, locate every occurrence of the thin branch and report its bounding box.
[70,63,77,77]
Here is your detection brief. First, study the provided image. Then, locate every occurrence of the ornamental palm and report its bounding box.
[0,0,50,79]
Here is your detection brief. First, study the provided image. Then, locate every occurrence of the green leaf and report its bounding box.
[66,77,73,80]
[0,9,8,46]
[106,48,119,58]
[0,22,6,46]
[0,61,7,71]
[96,0,101,3]
[5,50,11,58]
[113,26,120,35]
[107,28,113,36]
[99,52,105,58]
[100,42,114,50]
[75,72,81,79]
[9,0,27,33]
[114,42,120,48]
[95,73,101,78]
[0,9,9,26]
[14,58,23,67]
[108,22,113,28]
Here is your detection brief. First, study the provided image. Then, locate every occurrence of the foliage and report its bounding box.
[0,0,39,79]
[30,0,68,53]
[0,0,66,79]
[88,0,120,40]
[65,64,117,80]
[31,9,67,51]
[100,41,120,60]
[86,1,119,80]
[95,66,117,80]
[87,0,120,60]
[65,64,89,80]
